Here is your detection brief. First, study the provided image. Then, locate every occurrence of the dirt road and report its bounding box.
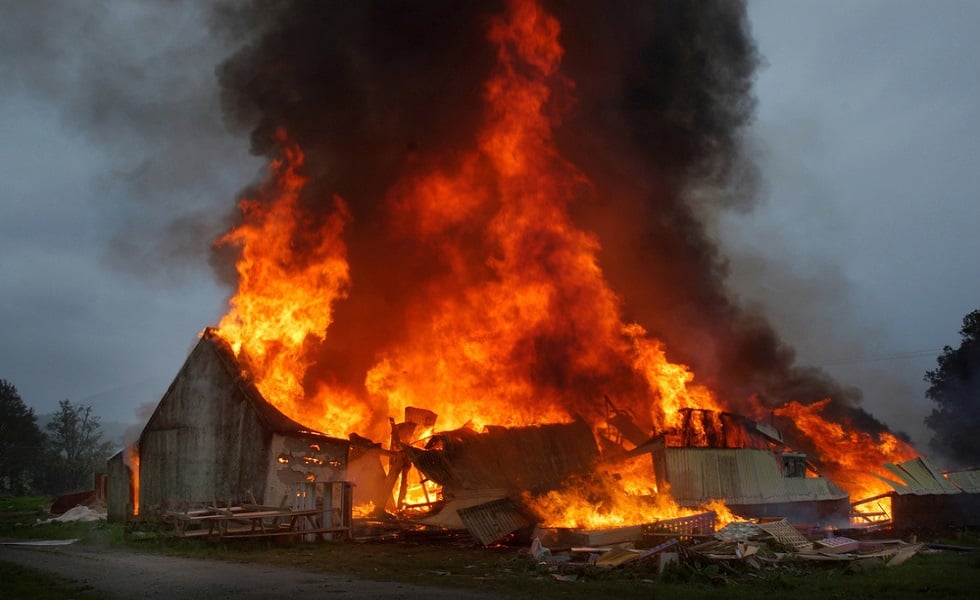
[0,541,500,599]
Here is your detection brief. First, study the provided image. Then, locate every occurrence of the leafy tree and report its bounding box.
[925,309,980,467]
[42,399,115,493]
[0,379,46,494]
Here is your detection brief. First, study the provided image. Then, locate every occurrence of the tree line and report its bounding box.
[0,379,115,495]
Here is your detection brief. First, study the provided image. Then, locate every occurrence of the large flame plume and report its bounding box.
[217,0,721,441]
[212,0,917,522]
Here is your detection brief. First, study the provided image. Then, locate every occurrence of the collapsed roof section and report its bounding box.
[403,418,599,498]
[877,456,979,495]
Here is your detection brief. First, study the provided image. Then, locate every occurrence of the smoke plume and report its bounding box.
[213,0,900,453]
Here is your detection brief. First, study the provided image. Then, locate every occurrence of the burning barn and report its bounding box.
[109,1,922,532]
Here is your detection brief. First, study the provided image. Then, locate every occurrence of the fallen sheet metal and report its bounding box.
[2,539,79,546]
[417,490,509,530]
[456,498,535,546]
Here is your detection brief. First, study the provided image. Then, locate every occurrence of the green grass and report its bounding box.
[2,496,979,599]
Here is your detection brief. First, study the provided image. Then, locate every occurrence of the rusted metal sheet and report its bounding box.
[404,419,599,496]
[456,498,535,545]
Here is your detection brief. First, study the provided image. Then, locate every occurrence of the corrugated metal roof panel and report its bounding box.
[662,448,847,505]
[873,472,910,494]
[883,463,918,491]
[947,469,980,493]
[886,457,961,495]
[917,458,962,493]
[457,498,533,545]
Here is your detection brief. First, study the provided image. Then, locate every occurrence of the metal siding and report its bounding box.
[457,498,533,545]
[663,448,847,505]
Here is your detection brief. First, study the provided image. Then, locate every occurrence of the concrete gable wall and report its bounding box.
[139,338,272,509]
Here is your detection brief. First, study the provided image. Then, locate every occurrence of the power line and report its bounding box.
[814,348,944,368]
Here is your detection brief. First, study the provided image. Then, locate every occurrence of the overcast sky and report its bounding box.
[1,1,977,451]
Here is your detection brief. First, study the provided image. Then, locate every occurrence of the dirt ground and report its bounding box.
[0,540,500,599]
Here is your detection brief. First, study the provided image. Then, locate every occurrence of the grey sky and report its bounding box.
[1,1,977,452]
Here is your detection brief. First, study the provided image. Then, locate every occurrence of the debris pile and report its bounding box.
[521,513,931,581]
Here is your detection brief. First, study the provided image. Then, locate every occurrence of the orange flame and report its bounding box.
[775,399,917,503]
[215,129,368,435]
[215,0,721,442]
[211,0,918,528]
[526,458,737,530]
[124,445,140,516]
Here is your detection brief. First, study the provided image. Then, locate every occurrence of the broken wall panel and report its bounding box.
[457,498,535,545]
[266,433,349,507]
[655,447,849,522]
[405,419,599,496]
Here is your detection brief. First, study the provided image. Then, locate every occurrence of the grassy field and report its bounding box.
[3,495,979,599]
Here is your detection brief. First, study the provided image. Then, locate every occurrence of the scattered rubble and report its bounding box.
[517,511,932,581]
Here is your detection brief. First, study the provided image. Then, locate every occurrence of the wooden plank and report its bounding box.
[886,544,923,567]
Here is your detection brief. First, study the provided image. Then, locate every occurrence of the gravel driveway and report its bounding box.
[0,540,500,599]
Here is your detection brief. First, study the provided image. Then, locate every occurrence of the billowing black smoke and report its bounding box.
[213,0,901,451]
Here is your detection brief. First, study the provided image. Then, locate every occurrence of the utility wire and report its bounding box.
[814,348,944,368]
